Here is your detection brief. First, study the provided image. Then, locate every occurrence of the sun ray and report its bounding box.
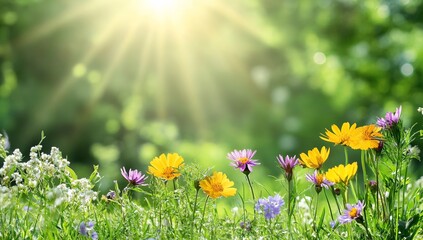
[169,14,209,137]
[206,0,266,43]
[131,22,156,96]
[15,0,108,47]
[20,10,130,143]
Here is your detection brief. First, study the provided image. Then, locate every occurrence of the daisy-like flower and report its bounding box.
[277,155,299,181]
[199,172,237,199]
[338,200,365,224]
[227,149,260,174]
[348,124,383,150]
[377,106,402,129]
[320,122,357,146]
[325,162,358,186]
[121,167,148,186]
[299,147,330,169]
[306,170,334,193]
[255,194,285,220]
[148,153,184,181]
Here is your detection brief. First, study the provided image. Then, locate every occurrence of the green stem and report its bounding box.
[344,147,349,165]
[324,189,334,220]
[199,196,209,237]
[190,189,200,239]
[288,179,292,239]
[313,192,320,229]
[331,187,342,214]
[363,187,373,239]
[402,163,408,219]
[393,147,402,240]
[361,151,368,188]
[245,174,255,201]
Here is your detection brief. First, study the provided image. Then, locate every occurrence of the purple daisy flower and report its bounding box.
[121,167,148,186]
[338,200,365,224]
[277,155,299,181]
[306,170,334,193]
[255,194,285,220]
[377,106,402,129]
[227,149,260,174]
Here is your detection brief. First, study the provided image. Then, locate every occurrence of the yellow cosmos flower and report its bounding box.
[320,122,357,146]
[299,147,330,169]
[348,125,383,150]
[199,172,237,199]
[148,153,184,180]
[325,162,358,185]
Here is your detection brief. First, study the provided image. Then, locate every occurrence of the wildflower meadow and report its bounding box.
[1,106,422,239]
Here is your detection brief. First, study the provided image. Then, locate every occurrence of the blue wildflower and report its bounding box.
[255,194,284,220]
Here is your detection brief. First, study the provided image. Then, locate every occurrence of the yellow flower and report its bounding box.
[320,122,357,146]
[199,172,237,199]
[348,125,383,150]
[148,153,184,180]
[299,147,330,169]
[325,162,358,185]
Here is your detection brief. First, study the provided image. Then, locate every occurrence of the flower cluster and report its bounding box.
[255,194,285,220]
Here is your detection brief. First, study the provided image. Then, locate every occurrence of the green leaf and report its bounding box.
[317,208,325,233]
[89,165,100,184]
[65,166,78,180]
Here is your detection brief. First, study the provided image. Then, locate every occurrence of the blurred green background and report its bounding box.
[1,0,423,193]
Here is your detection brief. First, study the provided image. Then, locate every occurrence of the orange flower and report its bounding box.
[325,162,358,186]
[199,172,237,199]
[320,122,357,146]
[299,147,330,169]
[148,153,184,180]
[349,125,383,150]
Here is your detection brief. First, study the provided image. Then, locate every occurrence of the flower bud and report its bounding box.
[334,188,341,196]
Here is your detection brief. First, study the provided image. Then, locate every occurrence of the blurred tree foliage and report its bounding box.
[1,0,422,191]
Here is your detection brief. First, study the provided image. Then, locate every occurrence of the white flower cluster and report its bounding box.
[0,149,23,186]
[296,196,313,225]
[47,179,97,211]
[0,143,97,211]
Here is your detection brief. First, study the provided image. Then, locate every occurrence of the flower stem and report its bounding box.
[344,147,349,165]
[402,163,408,219]
[199,196,209,237]
[190,189,200,239]
[323,190,334,220]
[288,179,292,239]
[245,174,255,201]
[313,192,320,230]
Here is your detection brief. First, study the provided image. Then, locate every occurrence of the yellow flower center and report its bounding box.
[162,167,175,179]
[349,207,358,218]
[238,157,249,164]
[211,183,223,192]
[316,174,324,185]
